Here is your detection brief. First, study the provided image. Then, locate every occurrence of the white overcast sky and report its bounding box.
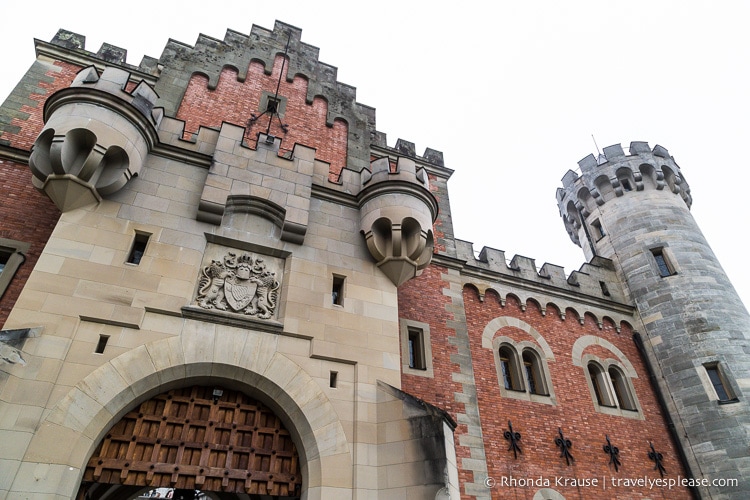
[2,1,749,308]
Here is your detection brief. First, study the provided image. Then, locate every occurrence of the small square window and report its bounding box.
[332,275,345,306]
[127,232,150,265]
[266,98,279,114]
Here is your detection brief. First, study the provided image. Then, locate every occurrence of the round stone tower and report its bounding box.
[557,141,750,499]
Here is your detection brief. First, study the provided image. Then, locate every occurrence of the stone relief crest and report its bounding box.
[196,251,280,319]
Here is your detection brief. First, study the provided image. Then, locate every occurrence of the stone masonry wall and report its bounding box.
[0,159,59,326]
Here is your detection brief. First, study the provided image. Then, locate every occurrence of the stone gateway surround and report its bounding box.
[0,20,748,500]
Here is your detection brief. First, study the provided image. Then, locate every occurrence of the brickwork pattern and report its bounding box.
[176,58,348,178]
[399,265,489,499]
[462,287,691,500]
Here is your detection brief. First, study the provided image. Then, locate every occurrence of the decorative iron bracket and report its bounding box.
[504,420,522,459]
[648,441,667,477]
[555,428,574,465]
[603,435,621,472]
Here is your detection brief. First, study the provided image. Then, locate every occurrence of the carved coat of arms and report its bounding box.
[196,252,280,319]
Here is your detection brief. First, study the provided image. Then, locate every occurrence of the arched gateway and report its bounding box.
[77,385,301,499]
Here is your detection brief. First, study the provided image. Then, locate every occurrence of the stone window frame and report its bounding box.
[482,316,557,406]
[697,360,739,405]
[399,318,434,378]
[492,336,556,405]
[0,237,30,302]
[649,245,678,277]
[572,335,643,418]
[581,354,643,419]
[259,91,288,118]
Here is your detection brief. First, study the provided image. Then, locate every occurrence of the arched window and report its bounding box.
[588,362,615,407]
[523,349,548,396]
[499,345,523,391]
[609,366,636,410]
[485,318,557,405]
[585,359,641,415]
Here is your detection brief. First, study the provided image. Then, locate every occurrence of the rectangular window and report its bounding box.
[651,248,675,277]
[0,238,30,301]
[95,335,110,354]
[408,328,426,370]
[329,371,338,388]
[127,232,150,265]
[400,319,433,377]
[591,219,605,240]
[705,363,736,403]
[332,275,345,305]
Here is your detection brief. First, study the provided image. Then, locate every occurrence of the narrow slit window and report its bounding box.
[651,248,675,277]
[329,371,338,388]
[332,275,345,305]
[127,232,150,265]
[599,281,610,296]
[95,335,110,354]
[408,328,426,370]
[705,364,735,402]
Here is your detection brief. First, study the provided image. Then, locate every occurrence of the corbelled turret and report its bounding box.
[359,155,438,286]
[29,66,161,211]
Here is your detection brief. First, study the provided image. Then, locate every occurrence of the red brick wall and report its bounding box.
[0,158,59,327]
[399,266,693,499]
[398,265,479,494]
[176,56,348,176]
[464,288,690,499]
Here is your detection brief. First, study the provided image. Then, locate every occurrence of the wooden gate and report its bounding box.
[82,385,302,497]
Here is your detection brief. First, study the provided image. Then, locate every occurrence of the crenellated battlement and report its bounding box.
[41,29,161,77]
[557,142,692,247]
[454,239,633,327]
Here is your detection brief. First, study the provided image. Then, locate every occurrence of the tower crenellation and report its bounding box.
[557,141,693,256]
[559,140,750,499]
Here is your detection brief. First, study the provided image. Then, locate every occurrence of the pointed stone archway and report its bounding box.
[78,385,301,498]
